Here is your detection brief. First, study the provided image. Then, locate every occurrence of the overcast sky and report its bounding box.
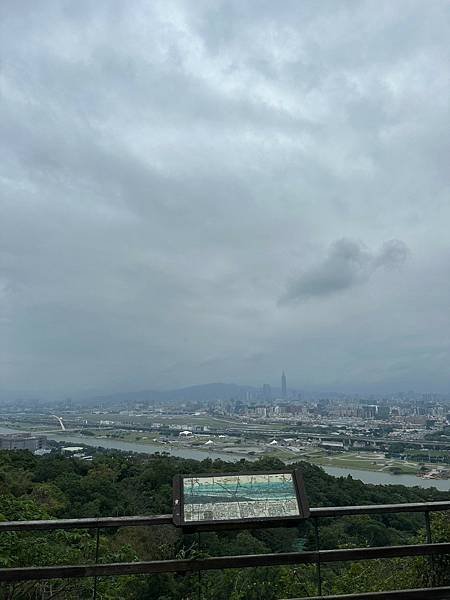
[1,1,450,397]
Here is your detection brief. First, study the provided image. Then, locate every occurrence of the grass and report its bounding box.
[55,412,287,433]
[302,451,420,474]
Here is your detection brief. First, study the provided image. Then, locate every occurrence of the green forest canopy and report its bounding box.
[1,448,449,599]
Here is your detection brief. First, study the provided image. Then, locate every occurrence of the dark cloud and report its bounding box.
[0,1,449,394]
[281,239,409,303]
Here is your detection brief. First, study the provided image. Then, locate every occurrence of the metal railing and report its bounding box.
[1,501,450,599]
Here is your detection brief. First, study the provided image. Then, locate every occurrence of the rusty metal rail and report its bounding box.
[1,542,450,582]
[1,501,449,532]
[292,587,450,600]
[0,514,173,532]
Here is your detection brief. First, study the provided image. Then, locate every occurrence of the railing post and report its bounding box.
[424,511,435,587]
[313,517,322,596]
[92,526,100,600]
[197,531,202,600]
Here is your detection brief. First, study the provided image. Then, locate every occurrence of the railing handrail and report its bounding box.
[1,500,449,532]
[0,514,173,532]
[1,542,450,582]
[289,587,450,600]
[309,500,450,518]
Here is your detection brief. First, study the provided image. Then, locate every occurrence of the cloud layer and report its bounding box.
[281,238,409,303]
[1,1,450,395]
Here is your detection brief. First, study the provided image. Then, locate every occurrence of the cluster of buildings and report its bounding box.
[0,432,48,453]
[233,402,303,419]
[207,375,450,431]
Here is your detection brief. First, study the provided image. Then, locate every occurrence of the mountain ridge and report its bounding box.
[82,382,256,406]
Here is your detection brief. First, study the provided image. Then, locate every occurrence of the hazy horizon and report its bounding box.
[1,379,448,403]
[1,1,450,394]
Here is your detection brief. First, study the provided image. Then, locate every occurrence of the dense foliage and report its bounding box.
[0,449,449,599]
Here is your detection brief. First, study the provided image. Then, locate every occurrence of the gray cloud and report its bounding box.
[0,1,449,394]
[281,238,409,303]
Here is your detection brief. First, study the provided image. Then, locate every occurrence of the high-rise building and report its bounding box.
[262,384,272,401]
[281,371,287,398]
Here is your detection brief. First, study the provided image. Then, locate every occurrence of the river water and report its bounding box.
[1,426,449,491]
[51,433,249,462]
[0,426,249,463]
[321,465,450,492]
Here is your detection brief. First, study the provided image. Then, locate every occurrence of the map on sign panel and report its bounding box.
[182,472,300,522]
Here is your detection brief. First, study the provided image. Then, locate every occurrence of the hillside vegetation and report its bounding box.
[1,449,449,599]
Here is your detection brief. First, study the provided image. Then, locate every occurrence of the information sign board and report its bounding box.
[173,469,309,528]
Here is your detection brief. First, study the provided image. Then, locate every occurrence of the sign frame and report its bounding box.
[172,468,310,530]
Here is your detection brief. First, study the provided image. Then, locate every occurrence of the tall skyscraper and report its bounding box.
[262,384,272,401]
[281,371,287,398]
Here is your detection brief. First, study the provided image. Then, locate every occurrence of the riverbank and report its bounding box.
[1,424,449,490]
[304,450,419,475]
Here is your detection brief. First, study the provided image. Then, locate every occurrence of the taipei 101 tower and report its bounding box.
[281,371,287,399]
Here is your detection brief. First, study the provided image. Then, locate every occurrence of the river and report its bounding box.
[1,426,449,491]
[0,426,250,463]
[321,465,450,492]
[52,433,251,462]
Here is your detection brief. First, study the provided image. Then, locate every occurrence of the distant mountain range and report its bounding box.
[83,382,257,406]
